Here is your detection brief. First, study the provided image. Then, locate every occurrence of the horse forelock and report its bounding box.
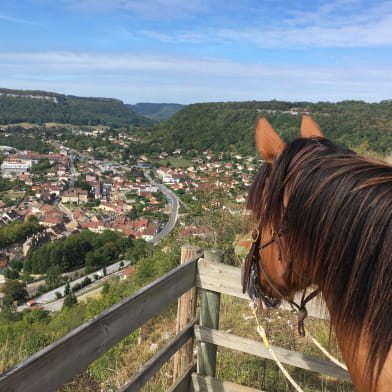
[247,137,392,390]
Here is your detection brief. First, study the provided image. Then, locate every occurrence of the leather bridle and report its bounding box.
[242,222,320,337]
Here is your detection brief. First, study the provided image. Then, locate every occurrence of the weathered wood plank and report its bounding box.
[117,319,197,392]
[191,373,264,392]
[194,326,351,382]
[196,260,329,320]
[168,364,196,392]
[196,259,248,299]
[197,251,223,378]
[173,246,201,381]
[0,257,199,392]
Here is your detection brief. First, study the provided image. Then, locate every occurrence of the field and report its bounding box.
[157,157,193,169]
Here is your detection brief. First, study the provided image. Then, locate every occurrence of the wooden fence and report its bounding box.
[0,246,350,392]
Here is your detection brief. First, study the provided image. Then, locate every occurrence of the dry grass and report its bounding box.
[216,295,353,391]
[77,287,103,303]
[70,295,353,391]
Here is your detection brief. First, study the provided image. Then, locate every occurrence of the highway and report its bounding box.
[116,164,180,243]
[143,170,179,243]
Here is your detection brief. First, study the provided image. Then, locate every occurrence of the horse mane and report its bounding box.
[247,137,392,388]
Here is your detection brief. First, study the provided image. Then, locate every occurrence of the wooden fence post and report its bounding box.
[197,249,224,378]
[172,245,201,382]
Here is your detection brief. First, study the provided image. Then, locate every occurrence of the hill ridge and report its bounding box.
[0,87,154,127]
[147,100,392,156]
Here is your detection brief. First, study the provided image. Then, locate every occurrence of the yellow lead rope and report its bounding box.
[303,327,348,371]
[250,302,305,392]
[250,302,348,392]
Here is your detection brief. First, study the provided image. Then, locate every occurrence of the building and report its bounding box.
[61,188,88,204]
[1,159,30,178]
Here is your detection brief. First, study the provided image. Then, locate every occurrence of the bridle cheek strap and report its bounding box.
[242,225,321,337]
[293,287,321,337]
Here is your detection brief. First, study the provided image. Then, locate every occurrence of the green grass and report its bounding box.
[0,279,353,392]
[158,157,193,169]
[2,190,25,200]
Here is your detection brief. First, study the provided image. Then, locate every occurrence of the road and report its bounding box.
[40,271,123,312]
[143,170,179,243]
[57,201,73,220]
[19,261,124,312]
[116,164,180,243]
[69,153,78,187]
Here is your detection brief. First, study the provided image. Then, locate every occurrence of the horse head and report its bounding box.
[243,115,324,311]
[244,115,392,391]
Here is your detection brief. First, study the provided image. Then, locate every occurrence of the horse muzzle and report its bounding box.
[260,293,281,308]
[247,264,281,309]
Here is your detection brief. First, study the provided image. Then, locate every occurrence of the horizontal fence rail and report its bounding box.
[0,250,349,392]
[0,255,200,392]
[196,259,330,320]
[194,325,350,382]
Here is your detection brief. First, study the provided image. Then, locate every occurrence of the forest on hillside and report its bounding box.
[126,103,185,121]
[0,89,154,127]
[147,100,392,156]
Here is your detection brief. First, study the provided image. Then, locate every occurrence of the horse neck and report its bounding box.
[320,287,390,392]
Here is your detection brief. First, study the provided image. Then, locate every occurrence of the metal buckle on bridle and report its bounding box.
[251,228,260,243]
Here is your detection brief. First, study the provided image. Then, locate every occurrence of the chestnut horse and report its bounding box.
[243,116,392,392]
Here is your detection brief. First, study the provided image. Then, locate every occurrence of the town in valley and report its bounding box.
[0,125,254,309]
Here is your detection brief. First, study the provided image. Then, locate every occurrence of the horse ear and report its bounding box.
[301,115,324,138]
[255,117,286,163]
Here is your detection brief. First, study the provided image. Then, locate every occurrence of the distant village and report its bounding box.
[0,134,255,280]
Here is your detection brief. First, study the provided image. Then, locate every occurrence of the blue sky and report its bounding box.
[1,0,392,104]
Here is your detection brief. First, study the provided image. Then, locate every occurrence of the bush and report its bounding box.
[81,277,92,288]
[72,283,82,292]
[102,282,110,295]
[54,291,62,299]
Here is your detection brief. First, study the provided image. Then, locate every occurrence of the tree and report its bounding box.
[62,293,77,309]
[2,280,28,306]
[126,206,138,220]
[4,269,19,279]
[64,282,71,296]
[74,178,91,192]
[46,265,62,289]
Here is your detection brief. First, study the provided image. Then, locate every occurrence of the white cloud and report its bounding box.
[241,14,392,48]
[136,11,392,48]
[54,0,211,18]
[0,13,42,26]
[114,0,392,48]
[0,50,391,103]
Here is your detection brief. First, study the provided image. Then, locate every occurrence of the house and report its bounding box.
[0,253,9,274]
[235,195,246,203]
[0,210,20,225]
[79,221,103,233]
[121,265,134,280]
[179,224,213,240]
[142,222,159,241]
[61,188,88,204]
[39,215,63,227]
[56,166,67,176]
